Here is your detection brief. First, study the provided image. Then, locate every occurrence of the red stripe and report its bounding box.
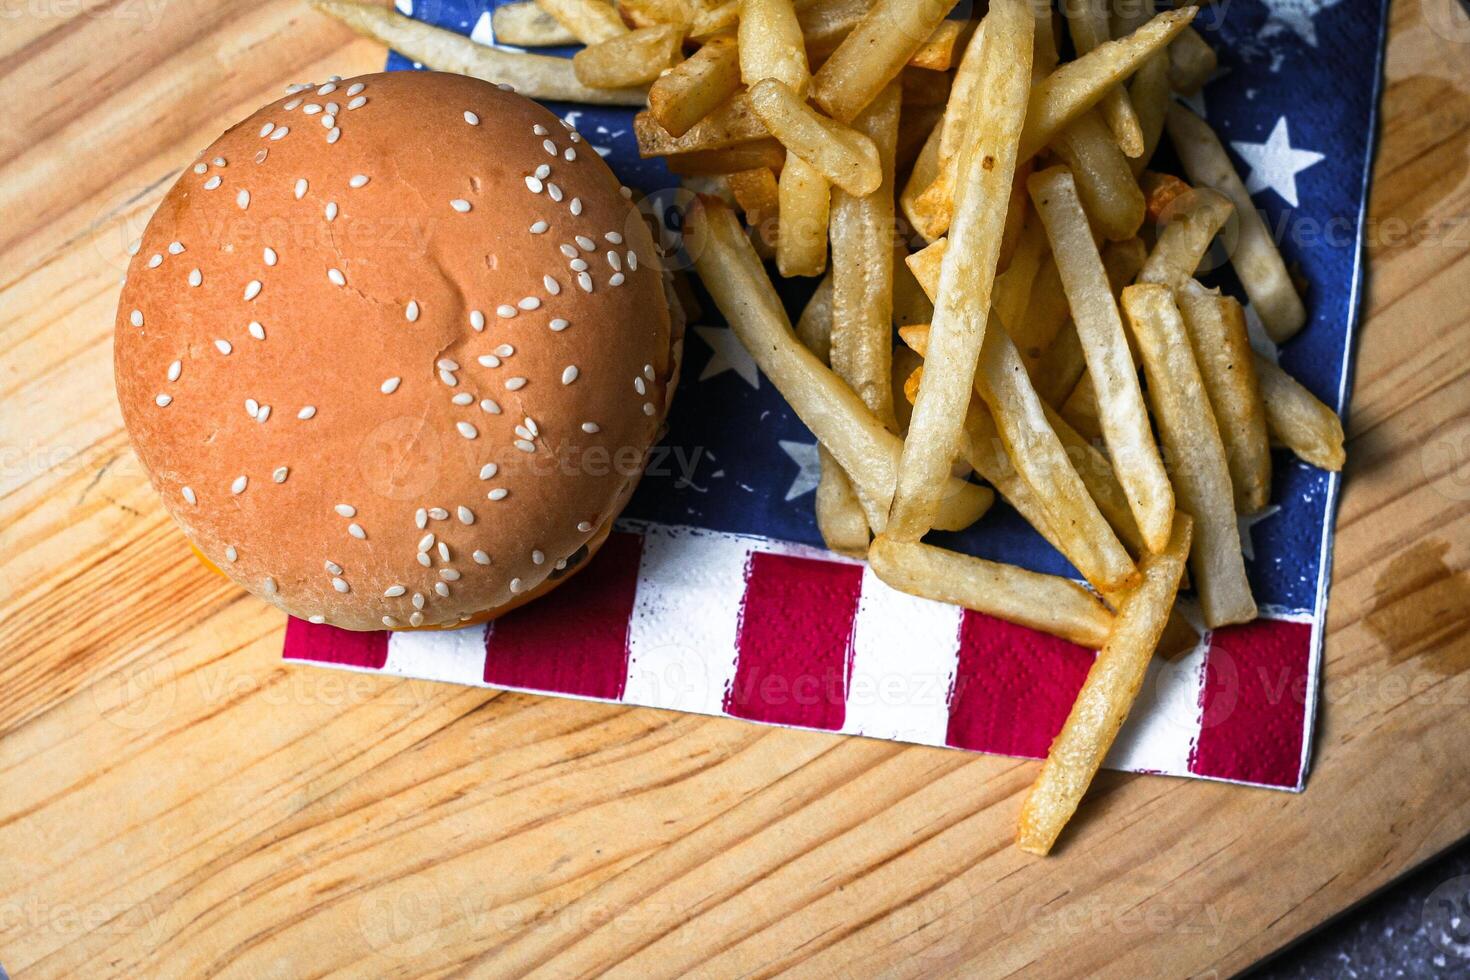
[1189,618,1311,788]
[283,617,389,670]
[481,531,644,699]
[723,551,864,731]
[945,611,1095,759]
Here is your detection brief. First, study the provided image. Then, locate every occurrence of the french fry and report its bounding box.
[1059,372,1102,441]
[492,1,578,46]
[1177,281,1273,513]
[739,0,811,95]
[1254,354,1347,471]
[899,65,954,107]
[809,0,959,124]
[890,0,1033,540]
[535,0,627,43]
[311,1,649,105]
[869,537,1116,649]
[891,344,924,433]
[1031,167,1174,553]
[992,216,1050,344]
[1110,0,1167,174]
[903,236,945,298]
[816,449,872,555]
[1169,26,1217,95]
[1017,513,1193,856]
[1166,103,1307,343]
[1124,284,1257,628]
[777,153,831,277]
[747,77,881,195]
[830,83,901,428]
[1032,319,1086,406]
[899,121,945,240]
[634,96,768,157]
[1013,256,1069,369]
[908,19,966,71]
[892,242,935,326]
[665,139,786,176]
[574,24,685,88]
[648,35,741,137]
[620,0,696,30]
[687,197,993,531]
[997,159,1035,272]
[727,166,781,246]
[1017,6,1196,162]
[1045,403,1146,559]
[795,272,834,361]
[1138,186,1234,288]
[691,0,740,39]
[1051,111,1146,241]
[895,101,944,179]
[797,0,872,61]
[1140,170,1192,225]
[1061,0,1143,157]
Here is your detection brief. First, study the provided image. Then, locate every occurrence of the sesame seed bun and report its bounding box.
[115,71,680,630]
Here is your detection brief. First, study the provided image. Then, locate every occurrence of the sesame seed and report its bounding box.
[304,103,322,115]
[535,165,550,180]
[509,578,523,593]
[264,577,278,595]
[155,393,172,407]
[255,149,268,164]
[380,377,400,394]
[457,506,475,525]
[298,405,316,419]
[627,250,638,270]
[473,550,490,564]
[559,244,577,259]
[534,124,548,135]
[232,475,248,494]
[273,466,289,482]
[450,198,471,213]
[263,247,277,266]
[576,235,595,251]
[237,189,250,210]
[204,176,222,190]
[518,296,540,311]
[480,398,501,414]
[167,359,181,381]
[347,82,365,96]
[543,275,560,295]
[418,532,436,552]
[406,300,420,322]
[550,318,569,332]
[505,377,527,391]
[349,174,369,188]
[327,268,346,286]
[284,97,303,111]
[428,507,448,520]
[148,254,163,268]
[434,582,450,597]
[182,486,197,505]
[525,175,544,193]
[437,358,459,371]
[644,363,656,380]
[514,439,535,453]
[569,258,588,272]
[188,268,203,287]
[607,250,622,271]
[168,241,185,254]
[347,95,367,110]
[335,504,355,517]
[577,521,593,532]
[130,309,144,327]
[321,113,336,128]
[270,126,289,141]
[348,522,365,539]
[244,280,262,300]
[610,273,625,286]
[310,615,325,624]
[260,122,275,138]
[578,272,593,292]
[318,82,337,95]
[409,611,424,627]
[326,127,341,144]
[487,488,508,500]
[634,377,646,395]
[496,304,517,319]
[246,398,260,418]
[457,421,478,439]
[384,585,406,597]
[479,463,498,479]
[542,139,557,156]
[248,321,265,340]
[325,560,342,574]
[256,404,272,423]
[332,576,350,593]
[643,402,656,415]
[441,568,461,581]
[581,422,600,433]
[227,546,239,562]
[515,424,533,440]
[439,369,458,386]
[564,147,576,162]
[464,110,479,125]
[193,163,208,175]
[497,343,515,356]
[530,220,548,234]
[452,392,473,406]
[215,339,232,355]
[294,178,308,199]
[547,183,563,203]
[532,550,545,565]
[325,202,338,221]
[620,185,632,198]
[470,309,485,331]
[561,366,579,385]
[477,354,501,368]
[382,616,399,628]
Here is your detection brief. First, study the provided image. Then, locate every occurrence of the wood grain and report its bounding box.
[3,0,1469,975]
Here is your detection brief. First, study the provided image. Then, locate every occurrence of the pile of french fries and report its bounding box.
[315,0,1347,855]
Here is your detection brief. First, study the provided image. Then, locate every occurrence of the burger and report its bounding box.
[114,71,681,630]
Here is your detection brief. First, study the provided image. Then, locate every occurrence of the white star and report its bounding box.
[1238,504,1281,562]
[694,325,760,388]
[1259,0,1341,48]
[778,440,822,501]
[393,0,412,14]
[1231,117,1324,208]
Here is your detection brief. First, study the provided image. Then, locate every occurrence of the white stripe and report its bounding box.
[385,623,490,686]
[1104,600,1210,777]
[840,568,963,747]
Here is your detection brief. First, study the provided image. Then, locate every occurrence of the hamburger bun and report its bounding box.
[115,71,680,630]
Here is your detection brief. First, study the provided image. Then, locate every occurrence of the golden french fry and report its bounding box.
[890,0,1033,540]
[909,19,966,71]
[795,272,834,361]
[739,0,811,95]
[870,536,1116,649]
[1138,186,1234,288]
[1044,403,1146,559]
[311,1,649,105]
[574,24,685,88]
[691,0,739,39]
[687,197,994,531]
[830,83,901,428]
[903,236,945,298]
[1124,283,1257,628]
[992,216,1049,344]
[1254,354,1346,471]
[1032,318,1086,406]
[895,101,944,178]
[798,0,871,60]
[1061,374,1101,442]
[747,77,882,195]
[1169,25,1217,95]
[1018,6,1196,162]
[816,450,872,556]
[1011,256,1069,369]
[892,242,935,327]
[1051,111,1146,241]
[1166,103,1307,343]
[726,166,781,247]
[1031,167,1174,553]
[492,1,578,45]
[1177,281,1273,513]
[535,0,627,43]
[1108,0,1166,174]
[648,35,741,137]
[620,0,696,30]
[666,139,786,175]
[1061,0,1143,156]
[892,344,924,433]
[1140,170,1192,224]
[899,120,945,240]
[777,153,831,277]
[1017,513,1193,856]
[634,96,768,157]
[809,0,959,124]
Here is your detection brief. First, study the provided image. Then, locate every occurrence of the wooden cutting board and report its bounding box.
[2,0,1468,975]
